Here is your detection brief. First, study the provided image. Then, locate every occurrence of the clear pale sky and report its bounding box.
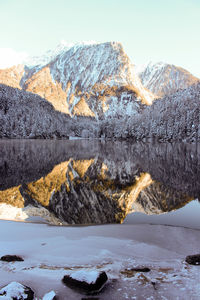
[0,0,199,77]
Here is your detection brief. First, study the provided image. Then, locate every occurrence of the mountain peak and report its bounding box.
[137,61,200,97]
[0,41,154,117]
[23,41,124,69]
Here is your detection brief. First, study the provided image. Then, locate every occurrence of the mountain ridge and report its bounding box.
[137,61,200,97]
[0,42,154,118]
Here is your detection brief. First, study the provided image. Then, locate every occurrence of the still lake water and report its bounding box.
[0,139,199,229]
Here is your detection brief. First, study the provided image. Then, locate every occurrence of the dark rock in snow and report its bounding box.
[131,267,151,272]
[121,267,151,277]
[62,270,108,293]
[151,281,157,290]
[0,255,24,262]
[185,254,200,265]
[0,282,34,299]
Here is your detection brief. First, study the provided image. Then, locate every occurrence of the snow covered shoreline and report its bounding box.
[0,220,200,299]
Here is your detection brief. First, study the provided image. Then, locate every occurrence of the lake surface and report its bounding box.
[0,139,199,229]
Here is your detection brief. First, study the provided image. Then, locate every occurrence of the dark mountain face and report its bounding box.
[0,84,98,139]
[1,80,200,142]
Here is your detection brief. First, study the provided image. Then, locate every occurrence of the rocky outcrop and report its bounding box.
[0,42,154,118]
[137,62,200,97]
[0,64,24,89]
[0,255,24,262]
[62,270,108,293]
[0,282,34,300]
[185,254,200,265]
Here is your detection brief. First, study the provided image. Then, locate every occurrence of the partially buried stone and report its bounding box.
[0,255,24,262]
[131,267,151,272]
[62,270,108,293]
[120,267,151,278]
[42,290,57,300]
[0,282,34,299]
[185,254,200,265]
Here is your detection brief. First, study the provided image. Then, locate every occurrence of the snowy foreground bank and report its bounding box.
[0,220,200,299]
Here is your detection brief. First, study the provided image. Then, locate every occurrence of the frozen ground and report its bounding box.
[0,220,200,299]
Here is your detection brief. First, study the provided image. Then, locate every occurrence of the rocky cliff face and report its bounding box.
[137,62,200,97]
[0,64,24,89]
[0,42,153,118]
[0,43,199,140]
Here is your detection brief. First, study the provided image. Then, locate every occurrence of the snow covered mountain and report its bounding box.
[136,61,200,97]
[24,41,98,68]
[0,42,154,118]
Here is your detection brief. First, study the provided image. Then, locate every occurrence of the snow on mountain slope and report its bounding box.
[24,41,99,68]
[137,61,200,97]
[0,42,154,118]
[23,42,154,117]
[0,64,24,89]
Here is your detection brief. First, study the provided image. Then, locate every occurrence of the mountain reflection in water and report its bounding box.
[0,140,199,226]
